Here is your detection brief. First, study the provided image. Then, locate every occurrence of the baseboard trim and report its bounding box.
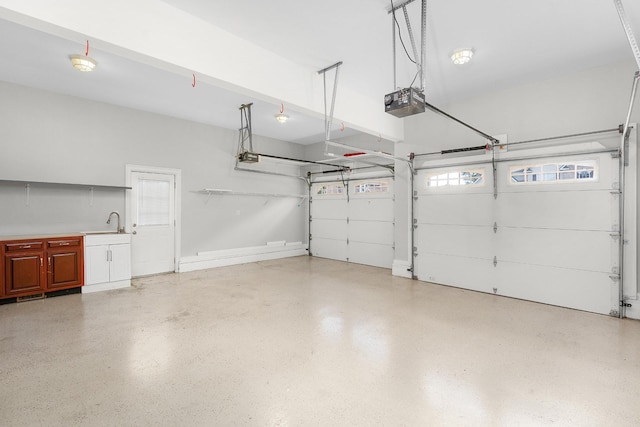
[82,279,131,293]
[179,242,308,273]
[392,260,413,278]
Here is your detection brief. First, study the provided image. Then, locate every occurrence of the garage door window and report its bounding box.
[510,160,597,184]
[354,180,390,194]
[315,183,345,195]
[427,169,484,187]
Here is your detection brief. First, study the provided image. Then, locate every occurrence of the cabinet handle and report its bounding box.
[21,245,31,249]
[48,257,51,265]
[60,242,70,246]
[40,257,43,267]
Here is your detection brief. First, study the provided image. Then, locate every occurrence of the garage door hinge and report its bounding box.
[610,232,621,240]
[620,300,633,308]
[493,256,498,267]
[347,238,349,245]
[609,274,620,281]
[309,215,312,221]
[493,222,498,233]
[611,151,621,159]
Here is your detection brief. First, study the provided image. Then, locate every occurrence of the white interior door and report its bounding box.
[129,171,176,277]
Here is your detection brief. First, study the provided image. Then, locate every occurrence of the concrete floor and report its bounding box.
[1,256,639,426]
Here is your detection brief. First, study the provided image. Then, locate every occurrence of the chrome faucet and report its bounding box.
[106,211,124,233]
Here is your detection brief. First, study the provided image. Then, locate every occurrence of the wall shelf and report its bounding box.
[194,188,308,204]
[0,179,131,191]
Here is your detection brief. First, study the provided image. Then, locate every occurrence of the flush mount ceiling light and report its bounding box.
[69,54,97,72]
[450,48,474,65]
[275,113,289,123]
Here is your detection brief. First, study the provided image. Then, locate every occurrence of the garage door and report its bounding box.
[310,178,394,268]
[415,147,621,315]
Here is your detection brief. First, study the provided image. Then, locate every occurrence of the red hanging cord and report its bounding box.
[85,40,89,56]
[192,74,196,88]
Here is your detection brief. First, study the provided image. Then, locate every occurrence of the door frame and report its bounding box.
[125,164,182,273]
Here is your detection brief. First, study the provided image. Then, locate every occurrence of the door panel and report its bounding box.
[310,178,394,268]
[348,242,393,268]
[130,171,176,277]
[311,238,348,262]
[349,221,393,245]
[414,151,619,315]
[495,262,615,314]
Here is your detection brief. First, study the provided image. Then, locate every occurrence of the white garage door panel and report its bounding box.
[496,262,614,315]
[349,221,394,245]
[349,242,393,269]
[311,218,347,240]
[497,228,614,272]
[349,198,393,221]
[418,254,494,292]
[311,237,347,261]
[312,198,347,219]
[496,191,615,230]
[417,193,494,226]
[310,177,394,269]
[414,149,621,315]
[418,224,494,258]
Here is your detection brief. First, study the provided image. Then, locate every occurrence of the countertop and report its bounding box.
[0,233,85,242]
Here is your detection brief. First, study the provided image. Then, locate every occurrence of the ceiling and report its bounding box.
[0,0,638,145]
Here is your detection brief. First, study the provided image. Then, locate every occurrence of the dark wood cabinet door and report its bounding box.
[4,253,45,295]
[47,238,83,290]
[48,250,82,289]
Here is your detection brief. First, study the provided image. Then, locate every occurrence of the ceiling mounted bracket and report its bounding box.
[389,0,427,92]
[613,0,640,70]
[318,61,343,142]
[237,103,258,163]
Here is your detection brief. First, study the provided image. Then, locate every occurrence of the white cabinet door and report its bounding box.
[85,245,110,285]
[109,244,131,282]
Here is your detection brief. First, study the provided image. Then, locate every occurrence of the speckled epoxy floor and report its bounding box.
[1,256,639,426]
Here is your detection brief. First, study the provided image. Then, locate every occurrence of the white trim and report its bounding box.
[179,242,308,272]
[82,279,131,293]
[392,260,413,278]
[125,164,182,273]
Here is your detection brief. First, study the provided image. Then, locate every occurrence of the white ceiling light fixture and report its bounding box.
[69,54,97,72]
[450,48,474,65]
[275,112,288,123]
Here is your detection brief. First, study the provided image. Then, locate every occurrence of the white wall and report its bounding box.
[0,82,307,257]
[395,60,640,263]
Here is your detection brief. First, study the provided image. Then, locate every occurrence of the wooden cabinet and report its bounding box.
[4,240,46,296]
[2,235,84,300]
[46,238,83,290]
